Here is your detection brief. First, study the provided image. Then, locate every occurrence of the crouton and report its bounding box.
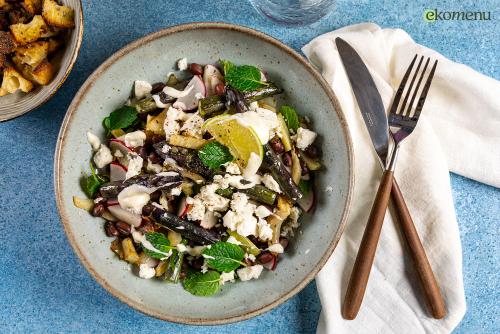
[22,0,42,15]
[8,7,33,25]
[0,31,14,54]
[0,66,34,95]
[9,15,48,44]
[42,0,74,28]
[29,58,52,84]
[12,55,53,85]
[15,40,48,66]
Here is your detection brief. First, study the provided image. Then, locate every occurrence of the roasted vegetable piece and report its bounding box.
[15,40,49,66]
[133,96,159,113]
[163,249,184,283]
[262,144,303,202]
[110,238,124,259]
[9,15,48,44]
[267,196,292,244]
[42,0,74,28]
[216,185,277,206]
[169,134,207,150]
[149,205,221,245]
[227,230,260,256]
[153,142,213,179]
[122,237,140,264]
[199,95,225,117]
[99,172,183,198]
[241,82,283,102]
[145,109,166,135]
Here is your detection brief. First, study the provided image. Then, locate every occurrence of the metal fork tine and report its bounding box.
[389,54,417,116]
[399,56,424,116]
[406,57,430,117]
[413,60,438,119]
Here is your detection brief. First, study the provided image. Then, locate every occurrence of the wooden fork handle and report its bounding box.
[343,170,394,320]
[391,179,447,319]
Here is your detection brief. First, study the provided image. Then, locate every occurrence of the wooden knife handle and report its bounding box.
[391,179,447,319]
[343,170,394,320]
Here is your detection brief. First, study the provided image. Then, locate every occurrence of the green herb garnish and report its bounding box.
[202,241,245,273]
[298,179,311,194]
[183,270,221,296]
[84,163,108,198]
[279,105,300,133]
[143,232,174,260]
[220,59,268,92]
[103,106,138,132]
[198,142,234,169]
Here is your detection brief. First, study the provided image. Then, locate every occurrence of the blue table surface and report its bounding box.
[0,1,498,333]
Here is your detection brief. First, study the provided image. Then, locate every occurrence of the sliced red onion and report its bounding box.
[110,162,127,182]
[173,75,205,110]
[107,204,142,227]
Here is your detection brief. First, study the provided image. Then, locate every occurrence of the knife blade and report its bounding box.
[335,37,389,164]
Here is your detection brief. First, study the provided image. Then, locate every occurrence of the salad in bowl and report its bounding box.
[73,58,322,296]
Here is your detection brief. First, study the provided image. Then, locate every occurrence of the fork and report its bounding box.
[342,55,439,319]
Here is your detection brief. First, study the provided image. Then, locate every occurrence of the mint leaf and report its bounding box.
[83,163,108,198]
[183,270,221,296]
[219,59,236,75]
[143,232,174,260]
[103,106,138,131]
[202,242,245,272]
[198,142,234,169]
[225,65,269,92]
[279,105,300,133]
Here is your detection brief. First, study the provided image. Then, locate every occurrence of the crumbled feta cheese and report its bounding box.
[118,184,151,215]
[248,101,259,111]
[138,263,156,279]
[243,152,262,179]
[237,264,263,281]
[223,193,257,237]
[226,236,242,245]
[123,130,146,148]
[294,127,317,150]
[146,158,163,173]
[134,80,152,99]
[232,108,280,144]
[257,218,273,241]
[186,197,205,221]
[255,205,272,218]
[245,253,256,262]
[213,174,255,190]
[93,144,113,168]
[220,271,235,285]
[125,153,143,179]
[224,162,241,175]
[201,261,209,273]
[180,113,204,138]
[169,186,182,197]
[86,131,101,151]
[198,184,230,212]
[261,174,281,193]
[161,144,171,154]
[268,243,284,254]
[176,244,188,253]
[325,186,333,193]
[163,106,183,140]
[200,211,217,229]
[152,94,169,108]
[177,57,188,70]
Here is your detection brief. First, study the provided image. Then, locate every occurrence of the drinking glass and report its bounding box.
[249,0,336,25]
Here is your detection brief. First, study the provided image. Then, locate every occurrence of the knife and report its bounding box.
[336,37,446,320]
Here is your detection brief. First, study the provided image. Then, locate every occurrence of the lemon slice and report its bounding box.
[202,114,263,168]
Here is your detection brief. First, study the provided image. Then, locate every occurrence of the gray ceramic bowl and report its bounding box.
[0,0,83,122]
[54,22,353,325]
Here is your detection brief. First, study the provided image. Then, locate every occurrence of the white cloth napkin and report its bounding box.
[302,23,500,334]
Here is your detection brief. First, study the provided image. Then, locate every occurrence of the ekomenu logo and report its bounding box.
[424,9,492,22]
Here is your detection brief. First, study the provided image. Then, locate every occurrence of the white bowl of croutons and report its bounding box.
[0,0,82,121]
